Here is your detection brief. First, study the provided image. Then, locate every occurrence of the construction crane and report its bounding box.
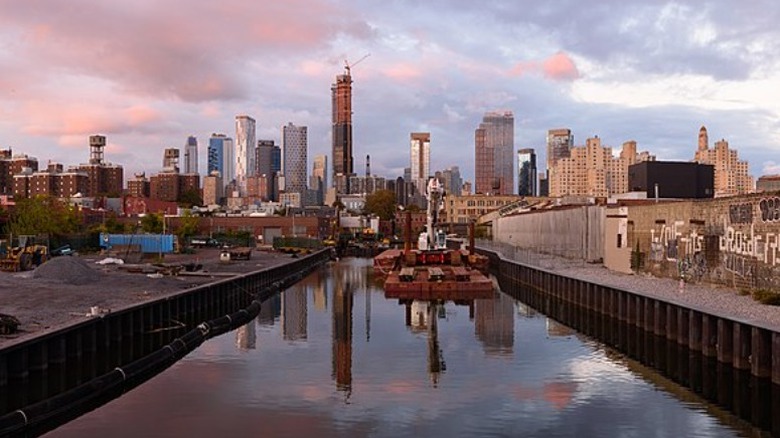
[344,53,370,76]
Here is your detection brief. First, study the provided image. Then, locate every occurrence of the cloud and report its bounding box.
[511,52,580,81]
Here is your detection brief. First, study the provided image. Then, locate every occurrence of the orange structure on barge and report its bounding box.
[373,179,493,299]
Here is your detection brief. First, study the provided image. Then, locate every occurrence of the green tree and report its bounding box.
[175,210,200,244]
[140,213,164,234]
[363,189,397,220]
[8,196,83,236]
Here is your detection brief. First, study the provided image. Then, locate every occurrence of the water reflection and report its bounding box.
[49,258,758,438]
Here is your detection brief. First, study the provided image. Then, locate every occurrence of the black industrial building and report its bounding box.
[628,161,714,199]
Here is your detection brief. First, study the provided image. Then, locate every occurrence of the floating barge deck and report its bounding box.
[374,249,494,299]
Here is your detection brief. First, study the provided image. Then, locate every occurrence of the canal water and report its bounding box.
[48,258,752,437]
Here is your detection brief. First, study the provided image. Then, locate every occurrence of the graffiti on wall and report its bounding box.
[729,203,753,224]
[759,197,780,223]
[650,220,703,262]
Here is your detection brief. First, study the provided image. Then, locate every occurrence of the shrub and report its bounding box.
[752,289,780,306]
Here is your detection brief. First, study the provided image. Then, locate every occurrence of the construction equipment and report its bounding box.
[0,237,49,272]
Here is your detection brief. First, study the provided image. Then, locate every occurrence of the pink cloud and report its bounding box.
[383,63,424,81]
[509,52,580,82]
[542,52,580,81]
[0,1,374,102]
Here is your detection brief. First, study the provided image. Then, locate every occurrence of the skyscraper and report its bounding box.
[332,68,353,193]
[184,135,198,174]
[693,126,753,196]
[208,134,226,177]
[546,128,573,178]
[235,115,256,196]
[475,111,514,195]
[223,137,235,186]
[311,154,328,189]
[282,122,308,200]
[517,148,537,196]
[410,132,430,195]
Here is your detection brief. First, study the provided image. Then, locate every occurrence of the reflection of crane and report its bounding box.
[344,53,370,76]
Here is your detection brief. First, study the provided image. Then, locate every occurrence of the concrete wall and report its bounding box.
[493,205,604,263]
[612,192,780,290]
[604,206,632,274]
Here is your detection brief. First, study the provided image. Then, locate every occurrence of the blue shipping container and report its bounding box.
[99,233,175,254]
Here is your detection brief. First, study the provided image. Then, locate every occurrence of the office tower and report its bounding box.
[475,111,514,195]
[546,128,573,179]
[693,126,753,196]
[332,68,354,193]
[410,132,430,195]
[208,134,226,177]
[222,137,235,187]
[282,123,308,199]
[311,154,328,190]
[517,148,537,196]
[184,135,198,174]
[202,171,224,205]
[256,140,276,201]
[162,148,180,172]
[235,115,256,196]
[365,154,371,177]
[441,166,462,196]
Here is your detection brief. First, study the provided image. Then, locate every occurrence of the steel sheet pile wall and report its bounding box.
[0,249,332,437]
[480,247,780,434]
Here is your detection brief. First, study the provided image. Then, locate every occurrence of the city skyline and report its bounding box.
[0,2,779,185]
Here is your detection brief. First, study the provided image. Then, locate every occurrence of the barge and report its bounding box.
[374,179,493,299]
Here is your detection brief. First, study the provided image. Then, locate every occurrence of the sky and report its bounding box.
[1,0,779,186]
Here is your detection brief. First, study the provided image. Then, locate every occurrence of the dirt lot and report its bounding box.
[0,248,302,347]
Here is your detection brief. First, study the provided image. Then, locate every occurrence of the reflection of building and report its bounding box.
[236,321,256,350]
[475,293,514,356]
[312,282,327,312]
[282,288,308,341]
[546,319,575,337]
[332,284,353,392]
[257,294,281,327]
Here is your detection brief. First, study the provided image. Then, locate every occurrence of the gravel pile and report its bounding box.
[33,256,104,285]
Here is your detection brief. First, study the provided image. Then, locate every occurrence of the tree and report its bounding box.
[175,210,200,244]
[363,190,397,220]
[140,213,164,234]
[8,196,83,236]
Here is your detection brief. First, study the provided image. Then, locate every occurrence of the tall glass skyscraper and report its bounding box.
[235,115,256,196]
[208,134,225,176]
[517,148,537,196]
[475,111,514,195]
[184,135,198,174]
[282,122,308,198]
